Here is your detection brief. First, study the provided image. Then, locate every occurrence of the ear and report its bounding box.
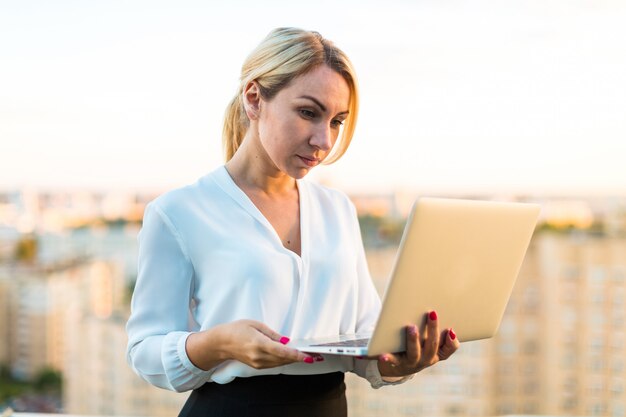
[242,81,262,121]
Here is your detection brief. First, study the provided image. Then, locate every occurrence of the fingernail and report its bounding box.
[382,355,390,362]
[279,336,290,345]
[449,328,456,340]
[409,325,417,336]
[304,357,314,364]
[314,356,324,362]
[429,311,438,321]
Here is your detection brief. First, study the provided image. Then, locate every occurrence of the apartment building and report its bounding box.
[63,313,187,417]
[491,231,626,416]
[348,229,626,417]
[0,277,10,364]
[0,258,118,380]
[3,194,626,416]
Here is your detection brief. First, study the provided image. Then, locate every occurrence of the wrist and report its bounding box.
[366,359,408,389]
[186,327,231,371]
[210,324,235,361]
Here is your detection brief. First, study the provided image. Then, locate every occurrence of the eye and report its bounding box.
[300,109,315,118]
[331,119,344,129]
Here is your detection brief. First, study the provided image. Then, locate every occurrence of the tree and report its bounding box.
[14,235,38,263]
[33,368,62,393]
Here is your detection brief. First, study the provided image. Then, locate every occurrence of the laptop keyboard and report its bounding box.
[310,338,370,347]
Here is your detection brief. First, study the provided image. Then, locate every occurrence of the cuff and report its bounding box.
[162,331,216,392]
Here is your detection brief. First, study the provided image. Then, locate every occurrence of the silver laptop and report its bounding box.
[290,197,541,356]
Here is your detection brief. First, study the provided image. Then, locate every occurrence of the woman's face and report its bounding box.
[254,65,351,179]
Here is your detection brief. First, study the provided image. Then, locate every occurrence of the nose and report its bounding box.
[309,124,333,152]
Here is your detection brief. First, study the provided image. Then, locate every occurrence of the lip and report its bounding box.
[298,155,321,168]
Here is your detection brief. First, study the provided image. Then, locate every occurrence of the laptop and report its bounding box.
[290,197,541,356]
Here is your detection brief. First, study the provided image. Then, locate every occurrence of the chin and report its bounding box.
[289,167,313,180]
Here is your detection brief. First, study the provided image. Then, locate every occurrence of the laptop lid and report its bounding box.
[290,197,541,356]
[366,197,541,355]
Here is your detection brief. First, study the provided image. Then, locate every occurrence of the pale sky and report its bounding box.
[1,0,625,195]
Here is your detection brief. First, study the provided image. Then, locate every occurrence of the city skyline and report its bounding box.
[2,1,626,195]
[2,198,626,415]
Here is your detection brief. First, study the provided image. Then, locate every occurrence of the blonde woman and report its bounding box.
[126,27,460,417]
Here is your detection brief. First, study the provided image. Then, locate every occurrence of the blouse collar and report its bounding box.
[210,165,308,261]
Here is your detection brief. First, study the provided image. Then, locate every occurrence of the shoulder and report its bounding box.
[147,168,225,219]
[302,180,356,217]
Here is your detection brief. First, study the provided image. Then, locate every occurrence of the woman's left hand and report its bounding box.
[376,310,460,378]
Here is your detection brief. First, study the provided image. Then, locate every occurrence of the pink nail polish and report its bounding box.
[279,336,290,345]
[449,328,456,340]
[304,357,314,364]
[314,356,325,362]
[429,311,438,321]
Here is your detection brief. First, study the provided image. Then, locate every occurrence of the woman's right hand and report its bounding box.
[185,319,316,371]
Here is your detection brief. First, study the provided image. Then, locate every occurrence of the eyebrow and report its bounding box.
[299,95,349,116]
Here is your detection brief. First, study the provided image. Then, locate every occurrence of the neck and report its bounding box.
[225,131,296,196]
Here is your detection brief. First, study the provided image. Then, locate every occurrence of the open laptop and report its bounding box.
[290,197,541,356]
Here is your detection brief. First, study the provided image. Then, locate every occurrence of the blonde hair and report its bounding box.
[222,27,359,164]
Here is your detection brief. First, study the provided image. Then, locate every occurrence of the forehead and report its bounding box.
[278,65,351,111]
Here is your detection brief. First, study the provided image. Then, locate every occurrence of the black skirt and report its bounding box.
[178,372,347,417]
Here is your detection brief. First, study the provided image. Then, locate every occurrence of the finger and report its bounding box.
[379,353,402,369]
[405,324,420,366]
[301,351,326,362]
[266,344,315,365]
[421,311,440,362]
[264,342,314,364]
[312,353,325,362]
[439,328,449,349]
[250,321,288,344]
[438,328,460,361]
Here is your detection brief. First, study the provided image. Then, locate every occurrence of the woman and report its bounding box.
[126,27,460,417]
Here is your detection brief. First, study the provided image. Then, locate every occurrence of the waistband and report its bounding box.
[195,372,345,402]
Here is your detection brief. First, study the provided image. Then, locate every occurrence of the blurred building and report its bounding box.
[0,189,150,234]
[0,277,10,364]
[3,190,626,416]
[346,340,492,416]
[350,193,399,218]
[348,227,626,417]
[63,313,187,417]
[491,231,626,416]
[0,257,120,380]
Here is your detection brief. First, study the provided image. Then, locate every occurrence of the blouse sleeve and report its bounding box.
[346,202,414,388]
[125,202,215,392]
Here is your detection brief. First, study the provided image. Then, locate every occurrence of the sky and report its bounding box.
[1,0,625,195]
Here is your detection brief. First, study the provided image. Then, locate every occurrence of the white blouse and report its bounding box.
[126,165,398,392]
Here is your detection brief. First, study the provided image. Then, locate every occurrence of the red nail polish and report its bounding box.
[314,356,324,362]
[429,311,438,321]
[304,357,314,364]
[279,336,290,345]
[449,328,456,340]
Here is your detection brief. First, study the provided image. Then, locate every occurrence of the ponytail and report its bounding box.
[222,92,248,162]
